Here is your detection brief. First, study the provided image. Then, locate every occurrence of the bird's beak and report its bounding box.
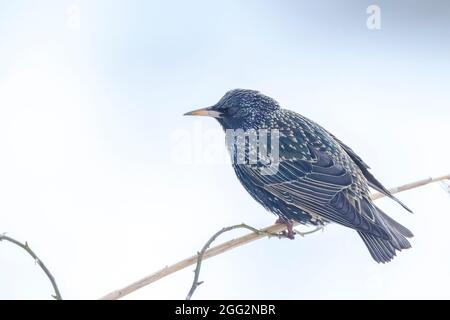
[184,106,222,118]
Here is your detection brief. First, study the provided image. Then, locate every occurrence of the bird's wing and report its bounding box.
[235,145,391,239]
[329,134,412,213]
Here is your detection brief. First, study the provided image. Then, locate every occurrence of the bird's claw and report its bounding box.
[281,230,296,240]
[275,218,296,240]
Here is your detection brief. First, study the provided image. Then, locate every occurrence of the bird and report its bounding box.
[184,89,413,263]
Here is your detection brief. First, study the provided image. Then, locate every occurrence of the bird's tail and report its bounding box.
[358,206,413,263]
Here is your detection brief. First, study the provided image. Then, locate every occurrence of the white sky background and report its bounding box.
[0,0,449,299]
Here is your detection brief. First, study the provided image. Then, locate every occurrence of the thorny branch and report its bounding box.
[185,223,322,299]
[0,234,62,300]
[100,174,450,300]
[2,175,449,300]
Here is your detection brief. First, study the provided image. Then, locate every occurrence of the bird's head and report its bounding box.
[184,89,280,130]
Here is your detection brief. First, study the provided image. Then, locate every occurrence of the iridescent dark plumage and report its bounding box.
[185,89,413,263]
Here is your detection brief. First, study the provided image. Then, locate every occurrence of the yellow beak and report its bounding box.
[184,107,222,118]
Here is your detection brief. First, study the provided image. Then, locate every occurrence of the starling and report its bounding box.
[184,89,413,263]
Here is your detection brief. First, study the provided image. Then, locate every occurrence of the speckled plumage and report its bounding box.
[185,89,413,263]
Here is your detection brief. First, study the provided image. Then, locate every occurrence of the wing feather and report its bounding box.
[234,146,390,239]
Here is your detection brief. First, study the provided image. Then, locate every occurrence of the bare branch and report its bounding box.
[0,234,62,300]
[185,223,320,300]
[100,174,450,300]
[371,174,450,200]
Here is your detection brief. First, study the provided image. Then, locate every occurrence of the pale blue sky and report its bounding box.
[1,1,449,299]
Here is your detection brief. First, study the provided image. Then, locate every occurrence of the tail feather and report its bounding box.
[363,168,413,213]
[377,208,414,238]
[359,232,397,263]
[359,205,412,263]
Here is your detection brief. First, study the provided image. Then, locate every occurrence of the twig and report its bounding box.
[371,174,450,200]
[100,222,297,300]
[0,234,62,300]
[185,223,320,300]
[294,226,324,237]
[100,174,450,300]
[186,224,323,299]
